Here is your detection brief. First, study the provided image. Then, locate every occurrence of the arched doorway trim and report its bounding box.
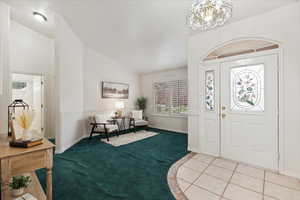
[201,37,282,62]
[197,37,285,173]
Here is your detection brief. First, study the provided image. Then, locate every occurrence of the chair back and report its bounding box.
[131,110,143,120]
[88,116,96,124]
[94,113,112,123]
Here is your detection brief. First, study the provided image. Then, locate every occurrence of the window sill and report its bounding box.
[149,114,188,119]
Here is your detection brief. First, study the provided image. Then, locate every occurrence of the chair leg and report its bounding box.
[105,131,110,142]
[89,125,96,140]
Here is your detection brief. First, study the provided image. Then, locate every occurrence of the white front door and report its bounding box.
[220,54,278,170]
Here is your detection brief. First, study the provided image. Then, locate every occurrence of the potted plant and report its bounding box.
[9,175,31,197]
[136,97,147,111]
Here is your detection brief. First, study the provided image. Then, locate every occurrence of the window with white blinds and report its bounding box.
[153,80,188,115]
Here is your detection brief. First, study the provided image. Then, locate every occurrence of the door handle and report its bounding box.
[221,113,226,119]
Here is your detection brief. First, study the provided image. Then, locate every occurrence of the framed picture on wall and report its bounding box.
[101,81,129,99]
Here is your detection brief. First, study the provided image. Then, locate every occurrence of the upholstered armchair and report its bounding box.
[129,110,149,132]
[89,113,119,141]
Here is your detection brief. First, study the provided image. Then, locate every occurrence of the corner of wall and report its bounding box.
[54,14,85,152]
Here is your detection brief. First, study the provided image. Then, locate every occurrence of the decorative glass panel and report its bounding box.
[205,70,215,111]
[231,64,264,112]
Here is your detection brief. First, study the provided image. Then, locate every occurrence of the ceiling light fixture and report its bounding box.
[187,0,233,31]
[33,11,48,22]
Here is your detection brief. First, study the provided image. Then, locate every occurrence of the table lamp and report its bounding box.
[115,101,125,117]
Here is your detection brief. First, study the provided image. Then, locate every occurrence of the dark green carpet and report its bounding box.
[38,129,188,200]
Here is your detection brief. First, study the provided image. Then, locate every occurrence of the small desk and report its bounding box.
[0,136,55,200]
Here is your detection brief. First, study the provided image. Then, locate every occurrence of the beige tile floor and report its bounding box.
[176,154,300,200]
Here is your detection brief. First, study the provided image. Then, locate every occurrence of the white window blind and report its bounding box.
[153,80,188,115]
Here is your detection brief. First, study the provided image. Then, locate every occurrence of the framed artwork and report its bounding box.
[101,81,129,99]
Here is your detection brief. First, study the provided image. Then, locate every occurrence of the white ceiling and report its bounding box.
[1,0,297,73]
[2,0,55,38]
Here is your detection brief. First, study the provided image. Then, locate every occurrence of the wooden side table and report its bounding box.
[0,136,55,200]
[112,116,127,131]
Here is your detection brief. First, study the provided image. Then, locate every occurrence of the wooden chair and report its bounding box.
[129,110,149,132]
[89,114,119,141]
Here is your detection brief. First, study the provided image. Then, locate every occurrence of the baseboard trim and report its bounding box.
[280,170,300,180]
[188,146,200,153]
[55,135,85,154]
[148,126,187,134]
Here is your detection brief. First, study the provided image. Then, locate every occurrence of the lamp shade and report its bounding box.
[115,101,124,109]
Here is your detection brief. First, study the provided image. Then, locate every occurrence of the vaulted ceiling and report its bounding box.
[1,0,297,73]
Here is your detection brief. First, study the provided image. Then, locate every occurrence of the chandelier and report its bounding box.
[187,0,233,31]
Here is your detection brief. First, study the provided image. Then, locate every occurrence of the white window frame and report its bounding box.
[152,79,188,117]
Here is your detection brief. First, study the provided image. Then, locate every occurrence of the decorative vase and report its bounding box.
[22,129,32,141]
[11,188,24,197]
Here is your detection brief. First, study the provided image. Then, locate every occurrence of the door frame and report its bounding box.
[200,48,284,172]
[11,71,45,135]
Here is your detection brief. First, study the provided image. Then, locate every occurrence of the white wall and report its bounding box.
[140,67,188,133]
[55,16,84,153]
[54,17,142,151]
[1,5,143,153]
[83,48,141,135]
[0,2,10,134]
[10,21,55,138]
[188,2,300,178]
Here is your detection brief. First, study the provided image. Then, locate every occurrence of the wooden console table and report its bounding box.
[0,136,55,200]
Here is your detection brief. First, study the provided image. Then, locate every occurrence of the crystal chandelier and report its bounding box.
[187,0,233,31]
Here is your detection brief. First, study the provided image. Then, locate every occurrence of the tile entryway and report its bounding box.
[168,153,300,200]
